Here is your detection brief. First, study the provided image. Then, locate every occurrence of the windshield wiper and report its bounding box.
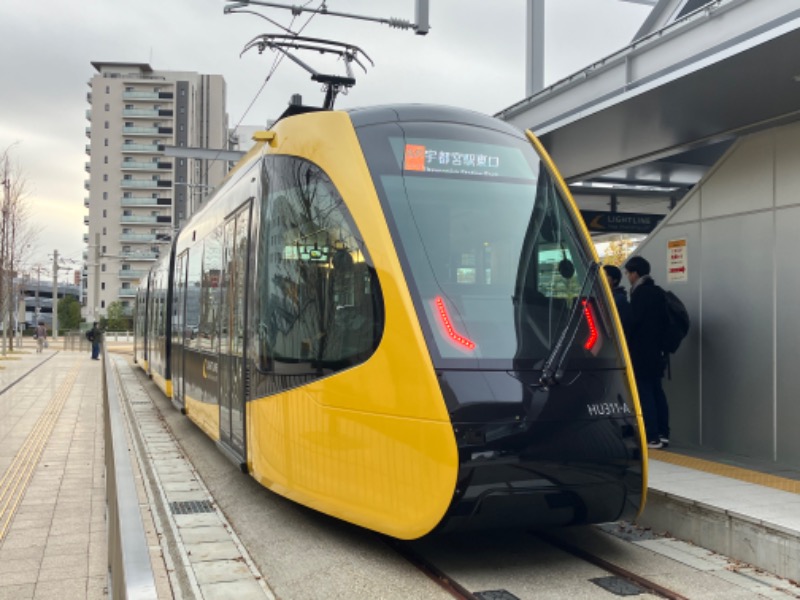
[537,261,600,389]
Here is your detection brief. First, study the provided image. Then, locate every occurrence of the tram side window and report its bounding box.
[256,156,384,379]
[200,228,223,352]
[158,271,169,339]
[185,244,203,349]
[154,273,162,338]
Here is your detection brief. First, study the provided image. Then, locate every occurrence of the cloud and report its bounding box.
[1,0,650,269]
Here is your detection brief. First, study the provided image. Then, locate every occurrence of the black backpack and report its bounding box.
[660,289,690,354]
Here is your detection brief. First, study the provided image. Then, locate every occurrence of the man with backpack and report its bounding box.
[624,256,671,449]
[86,322,102,360]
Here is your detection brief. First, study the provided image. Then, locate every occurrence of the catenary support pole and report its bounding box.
[52,249,59,339]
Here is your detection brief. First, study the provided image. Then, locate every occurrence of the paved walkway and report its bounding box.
[0,343,107,599]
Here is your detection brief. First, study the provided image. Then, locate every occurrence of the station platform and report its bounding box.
[641,447,800,583]
[0,342,111,599]
[1,342,799,598]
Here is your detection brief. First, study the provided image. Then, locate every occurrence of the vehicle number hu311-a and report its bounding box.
[586,402,631,417]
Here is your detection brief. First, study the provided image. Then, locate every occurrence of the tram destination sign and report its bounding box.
[580,210,664,234]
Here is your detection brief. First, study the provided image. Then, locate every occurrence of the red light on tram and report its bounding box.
[434,296,476,351]
[582,299,598,351]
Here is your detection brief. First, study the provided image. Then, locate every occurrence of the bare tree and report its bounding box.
[1,145,36,353]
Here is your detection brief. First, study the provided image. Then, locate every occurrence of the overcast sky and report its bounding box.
[0,0,650,273]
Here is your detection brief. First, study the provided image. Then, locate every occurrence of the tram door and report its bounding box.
[218,202,251,458]
[171,251,188,409]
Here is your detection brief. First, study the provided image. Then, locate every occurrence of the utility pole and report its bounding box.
[52,249,59,339]
[32,264,45,321]
[0,157,9,356]
[526,0,545,97]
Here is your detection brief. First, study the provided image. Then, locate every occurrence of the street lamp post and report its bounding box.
[1,171,9,356]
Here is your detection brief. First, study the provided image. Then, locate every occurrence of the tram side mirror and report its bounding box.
[558,258,575,279]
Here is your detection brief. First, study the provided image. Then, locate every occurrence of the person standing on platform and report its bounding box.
[603,264,631,331]
[86,322,102,360]
[34,321,47,354]
[623,256,670,449]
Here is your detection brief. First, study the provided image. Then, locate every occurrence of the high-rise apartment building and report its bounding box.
[83,61,228,320]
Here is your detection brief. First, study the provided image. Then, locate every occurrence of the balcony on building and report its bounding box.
[86,92,92,104]
[84,180,90,190]
[85,144,91,155]
[84,197,90,207]
[122,126,173,136]
[85,162,91,173]
[118,269,147,280]
[120,215,160,225]
[85,127,91,138]
[118,288,137,298]
[83,215,89,226]
[83,233,89,243]
[120,233,159,243]
[122,143,161,153]
[121,160,172,171]
[122,108,174,119]
[85,109,91,121]
[119,251,159,261]
[121,196,172,207]
[122,90,174,101]
[120,179,173,189]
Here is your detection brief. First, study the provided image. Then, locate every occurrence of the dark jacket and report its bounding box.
[87,326,102,344]
[627,276,666,378]
[610,286,631,331]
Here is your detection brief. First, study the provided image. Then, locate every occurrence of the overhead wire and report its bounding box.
[197,0,325,196]
[223,0,323,147]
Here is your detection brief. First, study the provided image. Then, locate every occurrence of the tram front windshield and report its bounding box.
[358,121,618,370]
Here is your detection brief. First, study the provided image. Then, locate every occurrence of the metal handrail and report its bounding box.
[103,345,158,599]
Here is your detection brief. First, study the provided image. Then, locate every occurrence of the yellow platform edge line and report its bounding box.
[651,449,800,495]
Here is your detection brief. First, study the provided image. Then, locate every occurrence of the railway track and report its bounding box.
[389,528,693,600]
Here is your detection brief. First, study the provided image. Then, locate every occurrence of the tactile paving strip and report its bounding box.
[650,450,800,494]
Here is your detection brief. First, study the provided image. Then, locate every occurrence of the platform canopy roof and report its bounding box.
[496,0,800,214]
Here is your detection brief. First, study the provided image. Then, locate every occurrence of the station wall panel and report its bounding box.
[700,212,774,460]
[775,207,800,462]
[667,186,700,225]
[775,121,800,208]
[701,131,773,219]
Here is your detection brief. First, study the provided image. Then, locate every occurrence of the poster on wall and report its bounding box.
[667,239,688,283]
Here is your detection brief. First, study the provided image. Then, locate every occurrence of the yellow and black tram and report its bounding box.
[134,104,647,539]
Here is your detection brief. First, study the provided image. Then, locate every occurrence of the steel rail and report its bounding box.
[539,531,691,600]
[385,538,481,600]
[387,529,690,600]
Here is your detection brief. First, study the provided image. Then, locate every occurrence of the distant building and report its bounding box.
[15,277,80,329]
[83,62,228,319]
